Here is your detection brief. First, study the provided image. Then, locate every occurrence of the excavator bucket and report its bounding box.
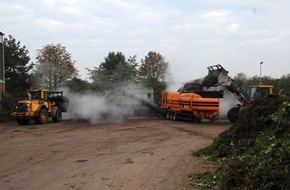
[201,64,230,87]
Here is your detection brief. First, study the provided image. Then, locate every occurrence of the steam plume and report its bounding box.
[61,87,148,124]
[62,90,127,123]
[219,90,240,118]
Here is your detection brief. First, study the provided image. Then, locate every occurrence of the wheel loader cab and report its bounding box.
[249,85,273,100]
[30,90,42,100]
[29,89,50,101]
[43,91,48,101]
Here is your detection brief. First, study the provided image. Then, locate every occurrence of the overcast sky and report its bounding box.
[1,0,290,84]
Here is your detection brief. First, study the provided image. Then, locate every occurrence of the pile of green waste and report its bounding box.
[190,95,290,190]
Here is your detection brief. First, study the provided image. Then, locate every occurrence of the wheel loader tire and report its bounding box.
[52,108,62,122]
[227,106,240,123]
[35,108,48,124]
[16,119,29,125]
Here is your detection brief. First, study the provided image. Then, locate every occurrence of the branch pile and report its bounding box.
[191,95,290,189]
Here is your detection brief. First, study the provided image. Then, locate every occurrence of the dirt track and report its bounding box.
[0,118,230,190]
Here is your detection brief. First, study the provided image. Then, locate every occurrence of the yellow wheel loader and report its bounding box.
[201,64,273,122]
[11,89,69,125]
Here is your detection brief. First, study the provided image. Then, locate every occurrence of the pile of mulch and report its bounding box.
[192,95,290,190]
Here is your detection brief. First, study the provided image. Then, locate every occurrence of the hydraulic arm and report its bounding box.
[201,64,250,104]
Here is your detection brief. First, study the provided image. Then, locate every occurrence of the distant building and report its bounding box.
[106,87,154,116]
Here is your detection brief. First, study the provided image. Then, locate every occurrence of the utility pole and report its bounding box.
[0,32,5,109]
[260,61,263,85]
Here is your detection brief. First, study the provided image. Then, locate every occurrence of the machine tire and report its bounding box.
[16,119,29,125]
[195,118,201,123]
[227,106,240,123]
[190,115,195,122]
[52,108,62,122]
[166,112,170,120]
[35,108,48,124]
[170,112,173,120]
[172,112,177,121]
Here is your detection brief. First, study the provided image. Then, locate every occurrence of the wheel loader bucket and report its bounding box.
[201,64,230,87]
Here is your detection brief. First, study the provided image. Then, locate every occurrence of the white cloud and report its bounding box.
[35,18,67,33]
[195,38,222,46]
[198,11,240,35]
[131,39,147,45]
[202,11,229,23]
[1,0,290,80]
[226,23,239,33]
[60,6,84,17]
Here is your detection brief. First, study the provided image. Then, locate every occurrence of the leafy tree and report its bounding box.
[277,74,290,97]
[248,75,275,86]
[247,75,281,94]
[66,77,91,93]
[88,52,138,91]
[233,73,248,88]
[139,51,169,104]
[34,44,78,90]
[233,73,289,96]
[139,51,168,82]
[127,55,139,82]
[3,35,34,112]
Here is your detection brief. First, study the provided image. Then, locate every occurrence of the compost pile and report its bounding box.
[191,95,290,190]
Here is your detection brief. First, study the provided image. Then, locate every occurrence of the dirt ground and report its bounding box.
[0,118,230,190]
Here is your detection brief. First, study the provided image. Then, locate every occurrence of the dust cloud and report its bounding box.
[205,86,240,119]
[166,80,184,91]
[219,91,240,118]
[61,82,239,122]
[62,89,136,124]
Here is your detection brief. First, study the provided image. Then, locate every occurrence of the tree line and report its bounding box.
[233,72,290,97]
[2,35,169,112]
[2,35,290,113]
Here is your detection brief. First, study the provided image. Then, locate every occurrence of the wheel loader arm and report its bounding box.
[202,64,250,104]
[225,82,250,104]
